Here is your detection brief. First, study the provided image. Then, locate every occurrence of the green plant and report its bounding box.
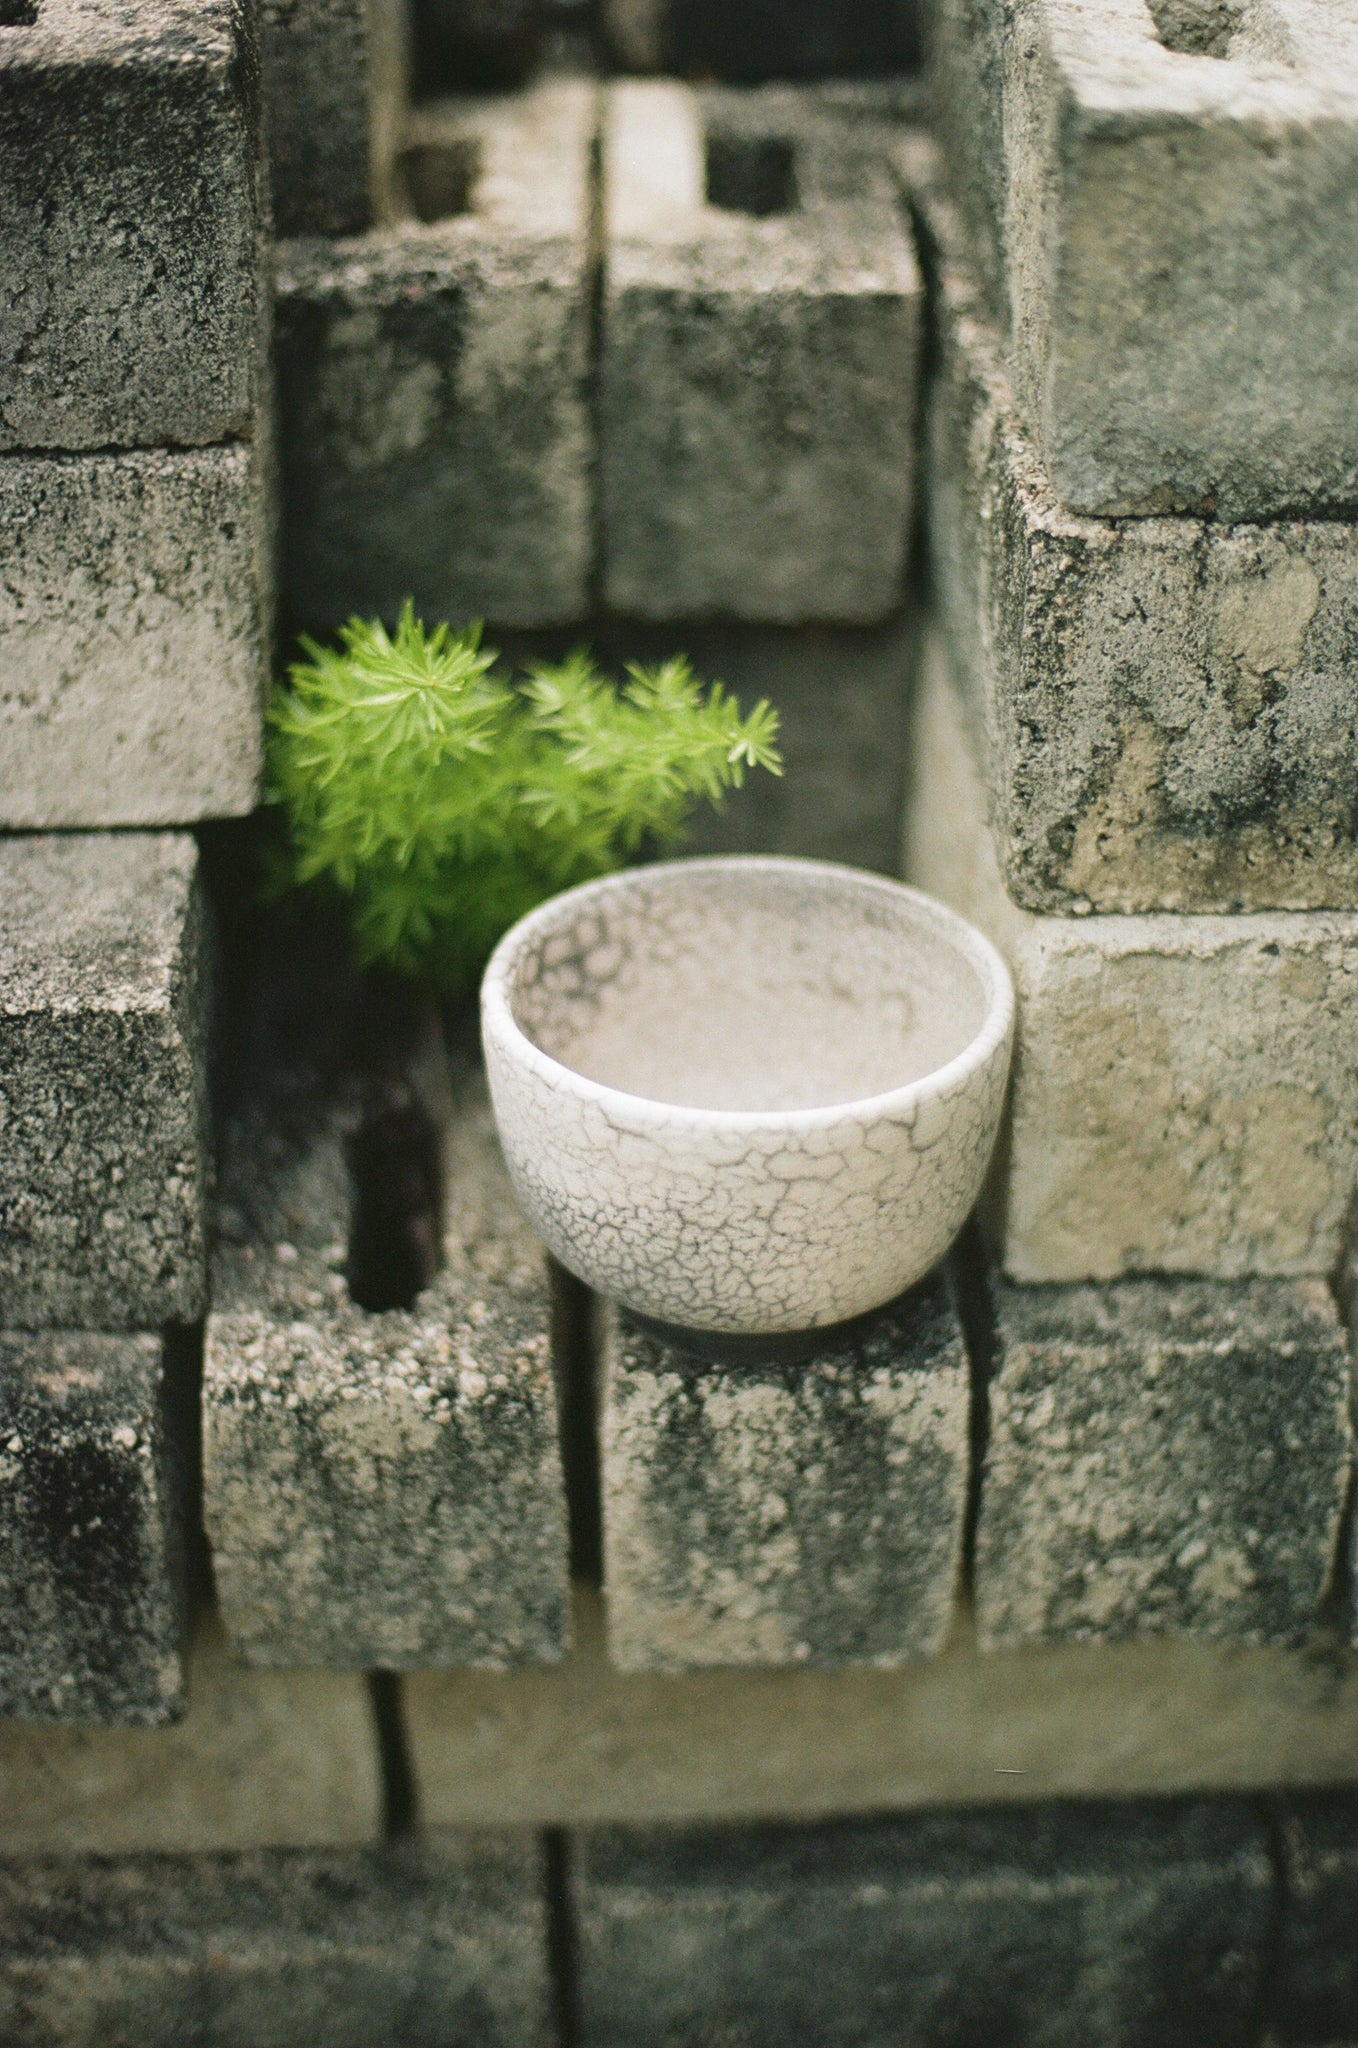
[266,606,783,996]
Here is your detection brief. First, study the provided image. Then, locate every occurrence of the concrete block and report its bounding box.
[1273,1790,1358,2045]
[601,1272,969,1671]
[927,0,1358,521]
[600,81,919,624]
[0,445,270,829]
[0,1833,550,2048]
[975,1272,1353,1650]
[912,158,1358,916]
[204,1009,569,1669]
[0,834,211,1330]
[0,0,266,452]
[0,1615,382,1857]
[262,0,408,235]
[603,0,921,78]
[0,1334,187,1726]
[275,77,593,633]
[904,633,1358,1283]
[574,1800,1271,2047]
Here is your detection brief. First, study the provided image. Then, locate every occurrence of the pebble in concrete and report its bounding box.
[261,0,409,235]
[600,81,919,624]
[275,77,593,631]
[0,1333,188,1726]
[602,1271,969,1670]
[0,0,267,452]
[574,1799,1272,2048]
[0,1833,549,2048]
[1273,1789,1358,2046]
[904,634,1358,1284]
[909,152,1358,917]
[0,835,211,1331]
[974,1272,1354,1651]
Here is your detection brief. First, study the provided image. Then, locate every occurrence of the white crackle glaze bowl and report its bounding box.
[481,855,1014,1337]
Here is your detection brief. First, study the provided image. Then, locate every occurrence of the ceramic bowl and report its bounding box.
[481,855,1014,1337]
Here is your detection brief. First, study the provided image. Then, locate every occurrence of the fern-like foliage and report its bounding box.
[266,606,783,996]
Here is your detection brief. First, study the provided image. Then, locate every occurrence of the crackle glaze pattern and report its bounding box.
[482,857,1014,1334]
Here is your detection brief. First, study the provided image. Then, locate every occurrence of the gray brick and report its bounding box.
[1273,1790,1358,2046]
[0,445,270,829]
[910,152,1358,917]
[601,1272,969,1671]
[0,1834,550,2048]
[0,835,211,1331]
[262,0,409,235]
[204,1009,568,1669]
[904,631,1358,1283]
[0,0,267,453]
[600,81,919,624]
[928,0,1358,522]
[275,77,593,632]
[0,1333,187,1727]
[575,1801,1271,2048]
[975,1273,1353,1650]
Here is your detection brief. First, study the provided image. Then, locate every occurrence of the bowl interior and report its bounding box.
[504,863,992,1114]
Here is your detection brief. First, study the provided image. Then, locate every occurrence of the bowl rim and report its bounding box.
[480,853,1015,1132]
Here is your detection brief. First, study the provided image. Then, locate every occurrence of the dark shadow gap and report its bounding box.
[552,1262,604,1586]
[368,1671,419,1838]
[346,1082,446,1312]
[545,1827,581,2048]
[948,1222,995,1608]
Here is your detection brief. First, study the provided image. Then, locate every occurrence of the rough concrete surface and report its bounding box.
[904,635,1358,1283]
[0,0,267,451]
[909,153,1358,916]
[975,1273,1354,1649]
[0,1334,187,1726]
[262,0,408,235]
[602,1271,969,1669]
[1273,1789,1358,2045]
[928,0,1358,520]
[0,445,270,828]
[0,834,211,1330]
[600,81,919,623]
[275,77,593,632]
[575,1800,1271,2048]
[205,1017,568,1669]
[0,1834,549,2048]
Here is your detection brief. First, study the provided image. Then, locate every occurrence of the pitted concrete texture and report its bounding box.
[910,156,1358,916]
[575,1801,1271,2048]
[0,1834,549,2048]
[974,1273,1353,1650]
[601,1273,969,1670]
[0,446,269,828]
[262,0,408,235]
[0,0,266,452]
[1272,1790,1358,2045]
[275,77,593,632]
[0,1334,187,1726]
[600,81,919,623]
[927,0,1358,521]
[0,1615,381,1857]
[905,635,1358,1284]
[0,835,211,1330]
[205,1024,568,1670]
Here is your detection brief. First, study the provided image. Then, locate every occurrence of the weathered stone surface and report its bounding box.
[928,0,1358,521]
[601,1273,969,1670]
[0,1334,187,1726]
[0,0,266,452]
[0,446,270,828]
[204,1001,568,1669]
[904,634,1358,1283]
[909,154,1358,916]
[0,1615,382,1857]
[975,1272,1353,1650]
[262,0,408,235]
[603,0,921,77]
[275,77,593,633]
[0,835,211,1330]
[1273,1790,1358,2046]
[575,1801,1271,2047]
[0,1834,549,2048]
[600,81,919,624]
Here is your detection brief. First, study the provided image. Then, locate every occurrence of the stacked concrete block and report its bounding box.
[601,1271,969,1670]
[1272,1791,1358,2045]
[0,0,272,828]
[600,81,920,624]
[574,1800,1271,2047]
[274,76,594,632]
[261,0,409,235]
